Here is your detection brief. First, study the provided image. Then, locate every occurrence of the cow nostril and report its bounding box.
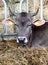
[24,38,25,41]
[18,38,25,43]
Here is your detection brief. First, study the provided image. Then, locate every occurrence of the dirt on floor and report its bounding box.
[0,41,48,65]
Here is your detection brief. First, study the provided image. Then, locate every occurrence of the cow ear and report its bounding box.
[2,18,15,25]
[32,20,45,26]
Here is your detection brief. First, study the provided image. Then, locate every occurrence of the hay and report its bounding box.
[0,43,48,65]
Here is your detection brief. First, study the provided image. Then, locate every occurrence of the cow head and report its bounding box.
[3,8,45,45]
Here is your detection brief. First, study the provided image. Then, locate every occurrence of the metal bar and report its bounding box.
[2,0,8,34]
[19,0,24,12]
[27,0,28,13]
[2,0,7,19]
[19,0,29,13]
[33,0,36,20]
[4,24,9,34]
[0,33,17,38]
[40,0,43,20]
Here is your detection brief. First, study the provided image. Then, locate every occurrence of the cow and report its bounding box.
[3,8,48,47]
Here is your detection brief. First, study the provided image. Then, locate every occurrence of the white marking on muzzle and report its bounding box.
[24,37,28,43]
[17,36,28,43]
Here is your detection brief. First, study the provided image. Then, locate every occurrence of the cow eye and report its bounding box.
[27,24,32,27]
[15,24,19,27]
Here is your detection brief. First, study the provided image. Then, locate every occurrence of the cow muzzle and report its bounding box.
[17,36,28,44]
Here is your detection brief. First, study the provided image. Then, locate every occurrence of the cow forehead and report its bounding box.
[16,12,31,18]
[16,17,31,25]
[16,14,31,22]
[20,12,28,17]
[14,12,32,25]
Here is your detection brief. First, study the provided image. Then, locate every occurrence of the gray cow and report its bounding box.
[3,8,48,47]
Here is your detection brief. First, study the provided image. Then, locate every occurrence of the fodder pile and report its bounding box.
[0,42,48,65]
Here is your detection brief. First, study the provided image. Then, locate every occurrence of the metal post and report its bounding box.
[2,0,8,34]
[19,0,29,13]
[2,0,7,19]
[33,0,36,20]
[19,0,24,12]
[27,0,28,13]
[40,0,43,20]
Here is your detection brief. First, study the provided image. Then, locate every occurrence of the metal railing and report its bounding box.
[19,0,28,12]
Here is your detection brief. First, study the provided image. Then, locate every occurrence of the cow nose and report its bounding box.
[17,37,28,43]
[18,38,25,43]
